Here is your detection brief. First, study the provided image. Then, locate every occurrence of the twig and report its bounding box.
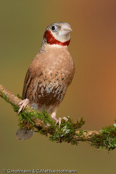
[0,84,48,128]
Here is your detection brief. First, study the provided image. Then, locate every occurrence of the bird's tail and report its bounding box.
[16,128,34,140]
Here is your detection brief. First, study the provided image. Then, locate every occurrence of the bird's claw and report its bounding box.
[56,117,69,128]
[56,118,62,128]
[18,99,29,114]
[63,116,68,122]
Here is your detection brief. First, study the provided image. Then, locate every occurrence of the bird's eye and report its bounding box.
[52,25,56,30]
[51,25,59,32]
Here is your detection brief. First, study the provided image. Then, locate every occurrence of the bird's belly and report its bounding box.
[26,66,73,112]
[29,80,67,113]
[31,102,57,114]
[37,83,66,106]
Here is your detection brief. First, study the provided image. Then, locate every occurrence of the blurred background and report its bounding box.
[0,0,116,173]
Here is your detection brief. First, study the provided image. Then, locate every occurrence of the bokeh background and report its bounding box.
[0,0,116,173]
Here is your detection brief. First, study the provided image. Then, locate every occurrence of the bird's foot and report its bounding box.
[56,117,69,128]
[51,113,68,128]
[50,112,60,128]
[56,118,62,128]
[62,116,69,122]
[18,98,29,114]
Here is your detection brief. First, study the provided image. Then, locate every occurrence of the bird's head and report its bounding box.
[43,22,72,46]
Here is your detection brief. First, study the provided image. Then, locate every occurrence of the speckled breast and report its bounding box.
[23,45,75,112]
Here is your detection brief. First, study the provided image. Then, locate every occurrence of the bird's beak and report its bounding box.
[59,23,72,36]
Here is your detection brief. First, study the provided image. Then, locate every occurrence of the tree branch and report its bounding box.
[0,84,116,151]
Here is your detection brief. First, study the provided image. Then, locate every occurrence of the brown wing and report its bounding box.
[22,69,32,99]
[22,55,44,100]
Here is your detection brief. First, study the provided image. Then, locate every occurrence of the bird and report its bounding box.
[16,22,75,140]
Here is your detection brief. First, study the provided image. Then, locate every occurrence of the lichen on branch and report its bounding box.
[0,84,116,151]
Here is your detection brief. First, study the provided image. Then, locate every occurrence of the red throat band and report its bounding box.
[44,30,70,46]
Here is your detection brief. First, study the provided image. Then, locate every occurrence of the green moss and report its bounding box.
[11,97,86,145]
[90,124,116,151]
[2,91,116,150]
[1,91,86,145]
[49,117,85,145]
[1,90,8,101]
[12,103,54,129]
[11,95,86,144]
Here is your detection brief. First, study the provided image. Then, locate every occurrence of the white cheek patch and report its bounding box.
[59,30,71,36]
[51,31,70,43]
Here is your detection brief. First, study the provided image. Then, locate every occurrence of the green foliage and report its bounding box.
[49,117,85,145]
[90,124,116,151]
[12,103,55,131]
[12,98,86,145]
[12,94,86,145]
[1,91,116,150]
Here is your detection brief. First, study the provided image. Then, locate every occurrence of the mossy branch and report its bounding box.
[0,84,116,151]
